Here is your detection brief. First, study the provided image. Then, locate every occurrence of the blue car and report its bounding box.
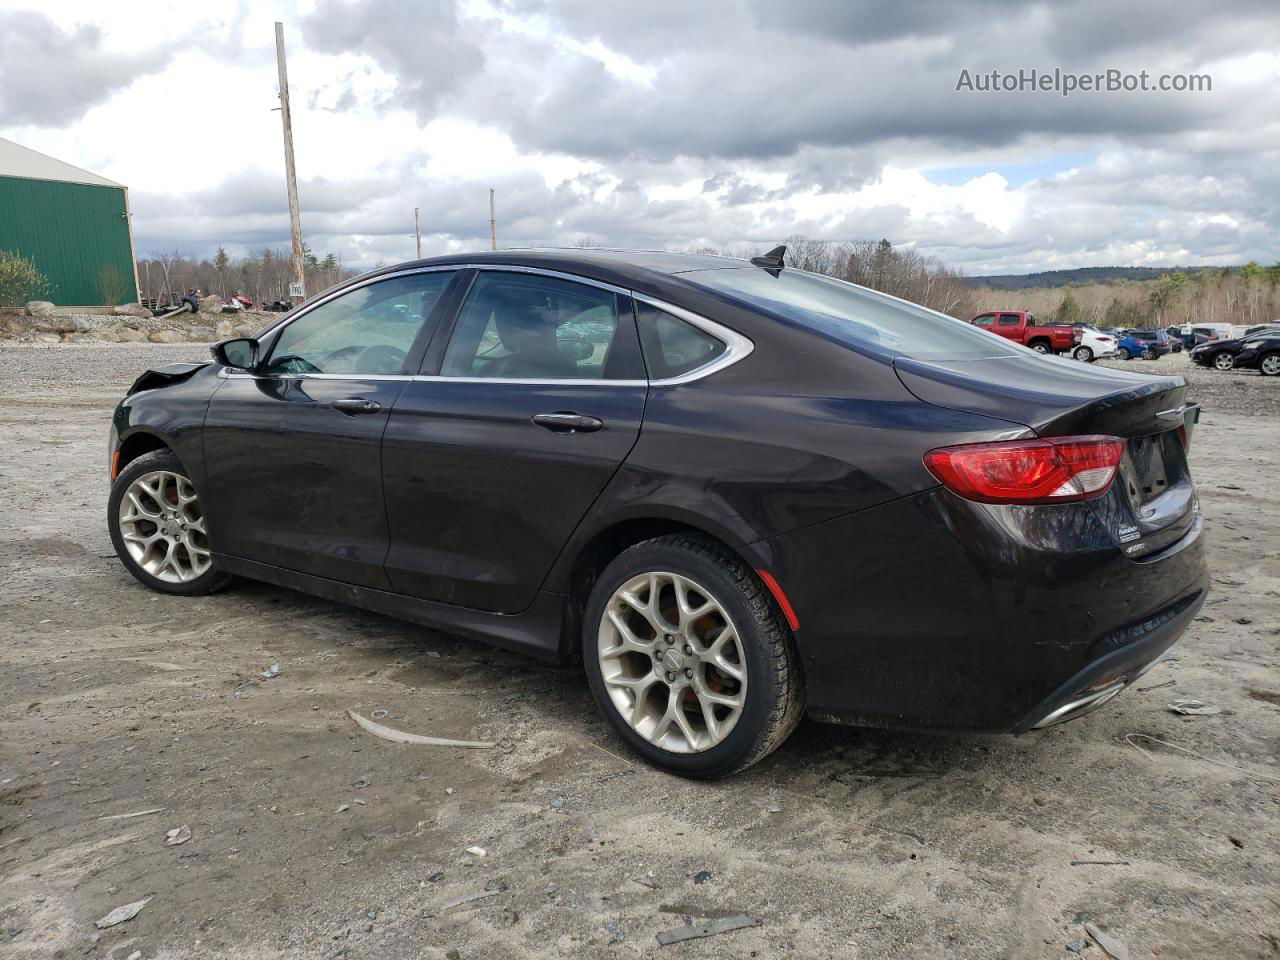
[1116,329,1172,360]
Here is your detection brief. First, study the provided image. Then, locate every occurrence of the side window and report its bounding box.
[440,272,641,380]
[265,271,455,375]
[972,313,995,327]
[999,313,1021,326]
[635,302,727,379]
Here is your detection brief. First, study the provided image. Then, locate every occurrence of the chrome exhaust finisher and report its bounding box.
[1031,681,1127,729]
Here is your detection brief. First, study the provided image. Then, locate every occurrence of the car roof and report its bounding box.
[355,248,765,298]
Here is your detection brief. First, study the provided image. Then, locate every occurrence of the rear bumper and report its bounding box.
[745,488,1208,733]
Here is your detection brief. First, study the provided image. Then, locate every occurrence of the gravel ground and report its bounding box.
[0,343,1276,960]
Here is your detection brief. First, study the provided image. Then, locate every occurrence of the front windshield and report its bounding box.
[687,267,1013,360]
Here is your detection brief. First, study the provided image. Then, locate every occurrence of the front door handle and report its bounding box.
[531,412,604,433]
[331,398,382,416]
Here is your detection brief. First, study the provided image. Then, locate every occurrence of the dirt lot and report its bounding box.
[1,344,1276,960]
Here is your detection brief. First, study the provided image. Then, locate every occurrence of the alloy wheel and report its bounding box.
[597,571,746,754]
[1261,354,1280,376]
[1213,352,1234,370]
[117,470,212,583]
[1073,346,1093,362]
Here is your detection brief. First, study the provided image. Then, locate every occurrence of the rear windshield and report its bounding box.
[687,267,1014,360]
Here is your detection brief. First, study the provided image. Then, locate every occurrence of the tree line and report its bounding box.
[970,262,1280,330]
[135,246,360,306]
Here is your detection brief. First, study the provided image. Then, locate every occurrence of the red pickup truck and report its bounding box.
[966,311,1081,354]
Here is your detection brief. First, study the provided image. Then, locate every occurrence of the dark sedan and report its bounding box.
[106,248,1208,777]
[1190,327,1280,373]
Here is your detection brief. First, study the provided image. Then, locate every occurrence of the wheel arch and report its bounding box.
[553,513,767,663]
[114,430,171,477]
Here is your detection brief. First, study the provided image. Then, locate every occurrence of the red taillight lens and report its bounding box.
[924,436,1125,504]
[1073,328,1083,343]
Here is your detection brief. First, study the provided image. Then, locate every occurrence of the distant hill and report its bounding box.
[968,265,1232,290]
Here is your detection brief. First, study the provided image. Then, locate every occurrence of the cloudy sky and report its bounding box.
[2,0,1277,274]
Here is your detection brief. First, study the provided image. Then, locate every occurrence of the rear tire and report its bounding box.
[1259,352,1280,376]
[1072,346,1094,362]
[582,535,804,778]
[108,449,233,596]
[1213,352,1235,371]
[1029,340,1050,354]
[1142,347,1157,360]
[1117,347,1131,360]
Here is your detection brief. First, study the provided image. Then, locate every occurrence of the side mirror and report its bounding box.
[212,337,258,371]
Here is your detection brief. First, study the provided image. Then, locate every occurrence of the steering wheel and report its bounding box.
[268,353,322,374]
[356,344,407,374]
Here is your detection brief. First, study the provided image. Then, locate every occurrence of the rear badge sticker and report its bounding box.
[1118,524,1141,544]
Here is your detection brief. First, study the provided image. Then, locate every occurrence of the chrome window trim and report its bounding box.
[222,262,754,387]
[631,292,754,386]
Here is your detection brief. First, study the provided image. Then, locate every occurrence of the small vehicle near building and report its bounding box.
[966,310,1080,354]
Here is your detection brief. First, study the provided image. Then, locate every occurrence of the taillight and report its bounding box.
[924,436,1125,505]
[1177,425,1188,450]
[1073,328,1083,343]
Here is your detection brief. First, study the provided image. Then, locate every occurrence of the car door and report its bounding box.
[381,268,648,613]
[996,312,1023,340]
[201,269,461,587]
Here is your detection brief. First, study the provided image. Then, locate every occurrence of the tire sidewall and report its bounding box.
[582,540,785,778]
[1073,346,1093,362]
[1117,347,1130,360]
[1259,352,1280,376]
[1214,352,1234,370]
[108,448,226,596]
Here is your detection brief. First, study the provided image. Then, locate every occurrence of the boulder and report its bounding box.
[188,325,216,342]
[198,295,223,314]
[63,332,99,343]
[115,326,147,343]
[95,326,124,343]
[215,319,237,339]
[31,315,77,334]
[2,316,31,336]
[148,329,187,343]
[112,302,152,318]
[32,332,62,343]
[25,300,55,317]
[72,315,95,333]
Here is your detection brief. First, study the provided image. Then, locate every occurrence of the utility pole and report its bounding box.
[414,207,422,259]
[489,188,497,250]
[275,22,305,305]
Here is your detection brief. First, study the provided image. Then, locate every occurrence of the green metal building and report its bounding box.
[0,137,138,306]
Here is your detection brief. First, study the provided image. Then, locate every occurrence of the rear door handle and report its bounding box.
[531,412,603,433]
[331,398,382,416]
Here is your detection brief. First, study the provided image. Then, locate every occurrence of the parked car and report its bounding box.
[966,310,1080,354]
[1191,326,1280,372]
[1070,325,1119,362]
[106,248,1208,777]
[1116,329,1172,360]
[1234,329,1280,375]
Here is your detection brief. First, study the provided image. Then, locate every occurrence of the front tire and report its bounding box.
[582,535,804,778]
[1117,347,1131,360]
[1072,346,1094,362]
[108,448,232,596]
[1213,352,1235,371]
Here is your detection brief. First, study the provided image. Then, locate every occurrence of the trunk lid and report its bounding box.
[894,353,1197,553]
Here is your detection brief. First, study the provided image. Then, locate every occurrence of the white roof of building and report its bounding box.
[0,137,123,188]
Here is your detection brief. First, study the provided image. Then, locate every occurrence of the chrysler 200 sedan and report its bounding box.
[107,248,1208,778]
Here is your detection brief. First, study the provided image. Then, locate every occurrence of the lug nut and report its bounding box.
[665,672,675,683]
[664,634,674,644]
[683,644,693,656]
[684,668,693,679]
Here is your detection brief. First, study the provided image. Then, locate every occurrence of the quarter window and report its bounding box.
[998,313,1021,326]
[264,271,454,375]
[440,272,640,380]
[635,302,727,379]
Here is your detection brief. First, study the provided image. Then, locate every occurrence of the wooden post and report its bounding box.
[414,207,422,259]
[489,188,496,251]
[275,22,305,305]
